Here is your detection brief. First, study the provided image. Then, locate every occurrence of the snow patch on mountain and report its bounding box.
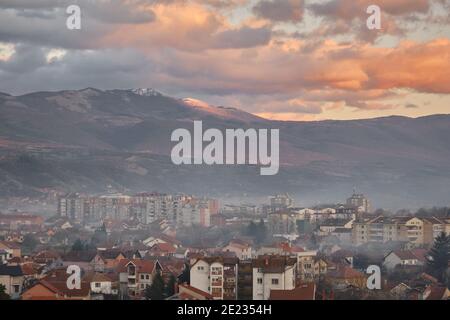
[130,88,162,97]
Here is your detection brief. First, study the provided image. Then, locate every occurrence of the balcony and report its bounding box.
[211,270,222,276]
[211,281,223,287]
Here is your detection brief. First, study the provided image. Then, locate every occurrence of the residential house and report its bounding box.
[383,249,428,272]
[91,250,125,272]
[62,250,97,272]
[252,256,297,300]
[327,265,367,290]
[117,259,163,299]
[0,241,21,259]
[21,268,90,300]
[142,234,181,249]
[148,242,177,257]
[0,264,24,299]
[222,239,253,260]
[33,250,61,266]
[84,272,118,297]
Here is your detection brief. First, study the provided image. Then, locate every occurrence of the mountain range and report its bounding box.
[1,88,450,210]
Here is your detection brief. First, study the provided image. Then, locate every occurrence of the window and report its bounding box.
[271,279,279,285]
[140,274,145,280]
[146,275,150,280]
[13,285,20,293]
[95,283,101,288]
[198,266,204,271]
[257,278,263,284]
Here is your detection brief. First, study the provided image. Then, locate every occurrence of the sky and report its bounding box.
[0,0,449,121]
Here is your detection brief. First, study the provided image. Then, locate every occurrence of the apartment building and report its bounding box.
[295,250,317,282]
[180,200,211,227]
[346,192,371,213]
[252,256,297,300]
[352,216,408,245]
[190,257,239,300]
[268,211,296,235]
[404,217,446,246]
[270,194,294,209]
[353,215,447,246]
[57,193,218,227]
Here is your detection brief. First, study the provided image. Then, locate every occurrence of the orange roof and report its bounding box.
[117,259,158,274]
[151,242,177,253]
[0,241,21,249]
[178,284,213,300]
[83,272,115,283]
[28,269,91,298]
[270,283,316,300]
[21,262,41,275]
[329,265,366,279]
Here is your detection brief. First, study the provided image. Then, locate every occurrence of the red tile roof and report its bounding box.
[270,283,316,300]
[117,259,159,274]
[178,284,213,300]
[426,286,448,300]
[151,242,177,253]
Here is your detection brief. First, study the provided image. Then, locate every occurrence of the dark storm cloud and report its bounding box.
[0,47,153,95]
[212,27,272,49]
[253,0,304,23]
[0,0,156,23]
[0,1,155,50]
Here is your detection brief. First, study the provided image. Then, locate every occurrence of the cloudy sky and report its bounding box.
[0,0,449,120]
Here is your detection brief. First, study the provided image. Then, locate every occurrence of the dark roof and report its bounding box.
[252,256,297,273]
[321,219,352,227]
[0,264,24,276]
[62,250,97,262]
[0,241,21,249]
[192,256,239,267]
[98,249,124,260]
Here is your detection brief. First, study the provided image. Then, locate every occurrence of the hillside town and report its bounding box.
[0,192,449,300]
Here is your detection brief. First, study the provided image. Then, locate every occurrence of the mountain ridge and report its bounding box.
[0,88,450,209]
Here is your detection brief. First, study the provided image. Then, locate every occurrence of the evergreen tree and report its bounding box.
[71,238,84,251]
[145,272,165,300]
[0,284,10,300]
[165,274,177,298]
[22,234,38,253]
[256,219,267,244]
[179,263,190,284]
[426,232,450,283]
[246,221,257,237]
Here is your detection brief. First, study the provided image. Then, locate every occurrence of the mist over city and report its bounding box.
[0,0,449,305]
